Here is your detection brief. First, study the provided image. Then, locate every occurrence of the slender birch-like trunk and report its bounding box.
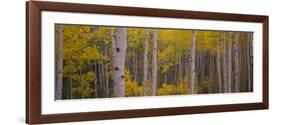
[56,25,63,100]
[216,33,222,93]
[222,32,227,93]
[190,30,196,94]
[234,32,240,92]
[98,63,102,93]
[227,32,232,93]
[143,29,149,96]
[135,52,138,83]
[185,54,189,86]
[110,28,117,96]
[179,56,182,84]
[151,29,157,96]
[209,55,213,93]
[132,48,136,82]
[104,46,109,97]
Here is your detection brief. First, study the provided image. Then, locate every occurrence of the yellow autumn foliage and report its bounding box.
[125,70,143,97]
[157,78,190,96]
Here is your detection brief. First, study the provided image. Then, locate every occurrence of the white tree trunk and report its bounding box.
[56,25,63,100]
[151,29,157,96]
[216,33,222,93]
[190,30,196,94]
[110,28,118,96]
[179,56,182,84]
[222,32,227,93]
[110,28,127,97]
[143,29,149,96]
[104,46,109,97]
[227,32,232,93]
[115,28,127,97]
[234,32,240,92]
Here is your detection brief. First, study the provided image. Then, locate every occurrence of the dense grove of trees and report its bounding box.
[55,24,253,100]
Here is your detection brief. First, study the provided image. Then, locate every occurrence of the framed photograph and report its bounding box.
[26,1,269,124]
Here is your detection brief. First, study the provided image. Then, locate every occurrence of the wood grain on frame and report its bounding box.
[26,1,269,124]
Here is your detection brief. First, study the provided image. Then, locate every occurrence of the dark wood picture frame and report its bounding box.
[26,1,269,124]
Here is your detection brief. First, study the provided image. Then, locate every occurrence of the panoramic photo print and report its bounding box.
[54,24,253,100]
